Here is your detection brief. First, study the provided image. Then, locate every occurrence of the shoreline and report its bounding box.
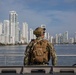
[0,43,76,46]
[0,43,27,46]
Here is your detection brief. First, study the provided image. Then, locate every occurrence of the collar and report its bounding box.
[36,37,43,40]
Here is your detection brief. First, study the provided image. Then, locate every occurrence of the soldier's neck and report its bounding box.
[36,37,44,40]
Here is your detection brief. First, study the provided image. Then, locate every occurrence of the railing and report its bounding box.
[0,53,76,66]
[57,54,76,56]
[0,53,24,66]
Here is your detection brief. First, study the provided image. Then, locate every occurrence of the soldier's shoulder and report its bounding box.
[45,40,54,46]
[42,39,49,44]
[30,39,36,43]
[27,39,35,47]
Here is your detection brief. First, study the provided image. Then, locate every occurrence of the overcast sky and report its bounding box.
[0,0,76,37]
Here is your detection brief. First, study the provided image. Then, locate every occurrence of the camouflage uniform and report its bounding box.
[47,41,57,66]
[24,39,36,65]
[24,27,57,66]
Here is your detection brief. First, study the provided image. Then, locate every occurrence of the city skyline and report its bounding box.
[0,10,76,38]
[0,10,76,44]
[0,11,76,44]
[0,0,76,37]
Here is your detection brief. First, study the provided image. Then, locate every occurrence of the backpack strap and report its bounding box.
[31,39,42,50]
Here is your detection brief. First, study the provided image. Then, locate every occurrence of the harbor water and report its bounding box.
[0,44,76,66]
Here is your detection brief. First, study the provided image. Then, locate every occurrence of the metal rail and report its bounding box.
[0,53,76,66]
[0,54,76,56]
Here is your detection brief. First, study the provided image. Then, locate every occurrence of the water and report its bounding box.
[0,44,76,66]
[54,44,76,66]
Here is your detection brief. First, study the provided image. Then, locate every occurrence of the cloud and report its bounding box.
[40,10,76,36]
[18,9,52,29]
[0,0,76,37]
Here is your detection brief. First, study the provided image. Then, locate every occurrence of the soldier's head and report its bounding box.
[33,27,46,37]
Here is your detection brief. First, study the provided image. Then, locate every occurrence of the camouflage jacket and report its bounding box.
[24,37,57,66]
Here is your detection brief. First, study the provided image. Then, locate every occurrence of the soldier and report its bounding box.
[24,27,57,66]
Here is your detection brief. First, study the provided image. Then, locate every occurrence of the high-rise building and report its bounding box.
[15,22,19,43]
[47,32,50,41]
[69,38,74,44]
[29,28,33,41]
[44,32,47,39]
[18,28,21,43]
[22,22,28,43]
[60,34,63,44]
[0,22,3,35]
[4,20,9,44]
[50,36,53,43]
[63,31,68,43]
[0,23,4,43]
[74,32,76,43]
[9,11,19,44]
[0,34,5,44]
[55,33,63,44]
[55,34,58,44]
[58,33,62,44]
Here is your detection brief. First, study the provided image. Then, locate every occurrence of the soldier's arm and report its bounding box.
[24,41,33,65]
[47,42,57,66]
[25,41,33,54]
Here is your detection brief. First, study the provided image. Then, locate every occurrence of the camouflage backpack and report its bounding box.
[30,39,49,63]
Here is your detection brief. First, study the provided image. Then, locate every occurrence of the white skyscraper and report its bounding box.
[0,34,5,44]
[4,20,9,44]
[18,28,21,42]
[0,23,4,43]
[29,28,33,41]
[0,22,3,35]
[74,32,76,43]
[69,38,74,44]
[63,31,68,43]
[22,22,28,43]
[44,32,47,39]
[9,11,18,44]
[58,33,62,44]
[47,32,50,40]
[50,36,53,43]
[15,22,19,43]
[55,34,58,44]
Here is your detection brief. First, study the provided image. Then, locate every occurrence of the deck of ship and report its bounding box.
[0,65,76,75]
